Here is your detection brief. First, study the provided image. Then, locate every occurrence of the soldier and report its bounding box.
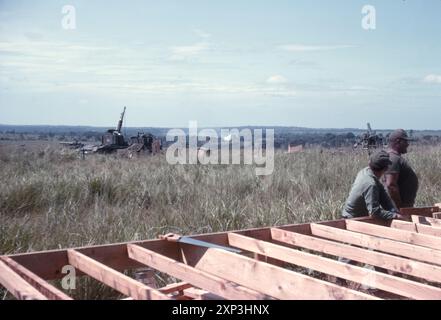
[342,150,404,220]
[383,129,419,208]
[338,151,404,287]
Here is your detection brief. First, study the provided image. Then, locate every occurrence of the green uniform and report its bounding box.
[342,167,397,220]
[385,150,419,207]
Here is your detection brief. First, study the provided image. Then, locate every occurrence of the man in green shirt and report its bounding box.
[383,129,419,208]
[339,151,404,288]
[342,150,404,220]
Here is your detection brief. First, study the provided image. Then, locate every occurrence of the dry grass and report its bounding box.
[1,143,440,299]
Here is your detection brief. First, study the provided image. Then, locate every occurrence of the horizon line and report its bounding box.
[1,123,440,132]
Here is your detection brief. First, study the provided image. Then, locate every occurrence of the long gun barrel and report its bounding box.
[367,122,372,134]
[116,106,126,133]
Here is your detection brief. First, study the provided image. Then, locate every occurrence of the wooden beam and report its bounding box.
[183,287,223,300]
[178,244,378,300]
[8,250,70,281]
[412,215,441,228]
[127,243,269,300]
[391,220,441,237]
[400,206,439,217]
[310,223,441,265]
[67,249,170,300]
[345,220,441,250]
[0,259,48,300]
[158,282,192,294]
[228,233,441,299]
[0,256,72,300]
[270,228,441,284]
[389,220,416,232]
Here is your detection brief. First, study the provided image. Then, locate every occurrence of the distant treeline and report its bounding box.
[1,125,441,149]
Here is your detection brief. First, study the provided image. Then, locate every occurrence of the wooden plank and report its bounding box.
[345,220,441,250]
[228,233,441,299]
[310,223,441,265]
[0,259,48,300]
[270,228,441,284]
[183,287,223,300]
[390,220,416,232]
[158,282,192,294]
[412,215,441,228]
[0,256,72,300]
[400,206,439,217]
[391,220,441,237]
[127,243,269,300]
[178,244,378,300]
[8,250,70,281]
[67,249,170,300]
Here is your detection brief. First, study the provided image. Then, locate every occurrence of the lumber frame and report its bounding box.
[127,243,269,300]
[2,206,441,300]
[2,217,347,281]
[176,243,378,300]
[270,228,441,284]
[309,223,441,265]
[1,211,432,282]
[400,206,440,217]
[0,259,48,300]
[227,232,441,299]
[390,220,441,237]
[344,220,441,250]
[411,215,441,228]
[67,249,170,300]
[0,256,71,300]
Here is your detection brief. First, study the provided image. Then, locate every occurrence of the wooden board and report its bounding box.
[0,256,71,300]
[178,244,378,300]
[345,220,441,250]
[310,223,441,265]
[270,228,441,284]
[228,232,441,299]
[127,243,269,300]
[391,220,441,237]
[411,215,441,228]
[67,249,170,300]
[0,260,48,300]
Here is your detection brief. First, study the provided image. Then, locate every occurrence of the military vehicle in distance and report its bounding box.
[93,106,129,154]
[353,123,386,155]
[77,107,162,156]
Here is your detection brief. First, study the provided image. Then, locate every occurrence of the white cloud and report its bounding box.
[266,75,288,84]
[170,42,209,61]
[423,74,441,84]
[193,29,212,39]
[279,44,355,52]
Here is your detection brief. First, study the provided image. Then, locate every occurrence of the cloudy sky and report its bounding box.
[0,0,440,129]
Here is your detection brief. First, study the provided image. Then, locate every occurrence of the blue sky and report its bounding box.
[0,0,440,129]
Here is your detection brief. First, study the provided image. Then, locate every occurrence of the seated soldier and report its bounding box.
[342,150,404,220]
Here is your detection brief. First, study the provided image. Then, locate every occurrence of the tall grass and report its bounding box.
[1,144,440,299]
